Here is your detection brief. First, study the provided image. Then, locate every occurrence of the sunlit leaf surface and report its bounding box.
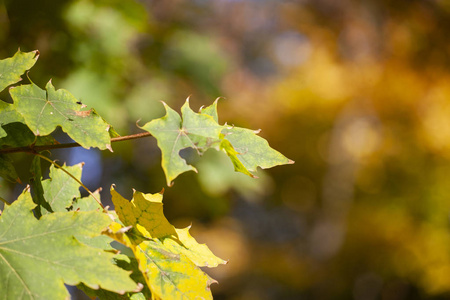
[0,50,38,93]
[0,189,138,299]
[142,99,293,185]
[108,187,226,299]
[10,81,111,150]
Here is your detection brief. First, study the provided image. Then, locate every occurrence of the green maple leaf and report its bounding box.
[142,98,293,185]
[0,50,39,93]
[0,188,138,300]
[10,80,111,150]
[78,254,151,300]
[200,100,294,173]
[108,187,225,299]
[0,50,39,138]
[29,161,85,216]
[139,99,223,186]
[221,126,294,173]
[41,163,83,213]
[0,101,24,139]
[71,189,103,212]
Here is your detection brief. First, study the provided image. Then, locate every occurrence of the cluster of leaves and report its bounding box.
[0,50,292,299]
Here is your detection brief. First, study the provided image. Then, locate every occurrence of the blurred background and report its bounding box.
[2,0,450,299]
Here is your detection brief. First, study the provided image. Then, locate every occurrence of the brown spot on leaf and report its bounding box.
[73,109,93,117]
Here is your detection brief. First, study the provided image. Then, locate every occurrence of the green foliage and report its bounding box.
[0,50,292,299]
[141,99,293,186]
[0,189,137,299]
[140,99,223,186]
[0,50,38,94]
[10,80,111,150]
[43,163,82,211]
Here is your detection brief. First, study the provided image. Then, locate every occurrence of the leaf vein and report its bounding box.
[0,251,34,299]
[0,225,79,245]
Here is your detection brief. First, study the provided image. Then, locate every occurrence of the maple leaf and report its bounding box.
[0,50,39,93]
[0,101,24,139]
[41,163,83,213]
[78,254,151,300]
[139,98,223,186]
[0,50,39,138]
[71,189,103,212]
[163,226,227,268]
[200,99,294,172]
[29,160,84,216]
[111,187,177,239]
[221,126,294,173]
[133,238,217,300]
[0,188,138,299]
[10,80,111,150]
[108,187,226,299]
[142,98,293,186]
[107,222,218,300]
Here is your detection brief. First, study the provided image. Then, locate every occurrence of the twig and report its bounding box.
[0,132,152,154]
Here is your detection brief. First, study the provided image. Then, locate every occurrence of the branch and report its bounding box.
[0,132,152,154]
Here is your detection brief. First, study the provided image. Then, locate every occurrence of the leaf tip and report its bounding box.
[213,96,224,105]
[288,159,295,164]
[33,49,40,60]
[133,283,144,293]
[45,78,55,92]
[106,144,113,152]
[207,277,219,288]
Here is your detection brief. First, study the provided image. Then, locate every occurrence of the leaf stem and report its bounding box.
[33,152,106,211]
[0,132,152,154]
